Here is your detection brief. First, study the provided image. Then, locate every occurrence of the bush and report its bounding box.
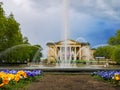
[76,60,86,64]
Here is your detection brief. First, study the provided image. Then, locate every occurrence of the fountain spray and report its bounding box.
[63,0,69,64]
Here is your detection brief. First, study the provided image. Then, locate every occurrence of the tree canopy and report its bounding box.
[111,46,120,64]
[93,46,113,59]
[108,30,120,45]
[0,4,24,51]
[0,3,42,64]
[94,29,120,64]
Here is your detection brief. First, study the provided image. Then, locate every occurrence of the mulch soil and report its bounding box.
[26,74,120,90]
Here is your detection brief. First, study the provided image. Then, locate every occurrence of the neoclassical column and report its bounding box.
[47,47,50,57]
[79,47,81,60]
[55,46,58,60]
[54,47,56,59]
[73,47,75,60]
[59,46,61,60]
[70,46,71,60]
[74,46,76,60]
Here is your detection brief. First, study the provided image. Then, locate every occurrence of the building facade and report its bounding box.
[46,39,94,62]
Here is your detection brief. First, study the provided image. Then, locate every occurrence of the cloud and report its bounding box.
[2,0,63,43]
[1,0,120,57]
[70,0,120,21]
[30,0,61,10]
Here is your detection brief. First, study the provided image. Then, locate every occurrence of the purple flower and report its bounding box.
[24,70,42,77]
[92,70,120,80]
[3,69,9,73]
[9,70,17,74]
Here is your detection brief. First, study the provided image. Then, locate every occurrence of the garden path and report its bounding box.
[27,74,120,90]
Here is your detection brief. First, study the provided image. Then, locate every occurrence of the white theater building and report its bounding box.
[46,39,94,62]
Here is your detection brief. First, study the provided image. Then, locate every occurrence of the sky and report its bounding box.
[1,0,120,57]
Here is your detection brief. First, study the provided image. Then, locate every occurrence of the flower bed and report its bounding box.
[0,69,42,89]
[91,70,120,86]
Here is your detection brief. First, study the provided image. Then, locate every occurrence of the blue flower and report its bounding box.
[9,70,17,74]
[92,70,120,80]
[24,70,42,77]
[3,69,9,73]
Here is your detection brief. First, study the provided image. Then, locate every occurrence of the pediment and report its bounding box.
[55,39,80,45]
[46,39,89,46]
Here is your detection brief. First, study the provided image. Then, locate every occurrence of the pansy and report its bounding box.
[114,72,120,81]
[92,70,120,81]
[0,69,42,87]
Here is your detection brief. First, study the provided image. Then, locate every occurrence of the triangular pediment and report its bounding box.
[55,39,80,45]
[46,39,89,46]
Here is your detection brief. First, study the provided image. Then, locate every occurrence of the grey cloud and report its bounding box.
[30,0,61,11]
[70,0,120,21]
[2,0,120,57]
[28,0,120,21]
[2,1,120,41]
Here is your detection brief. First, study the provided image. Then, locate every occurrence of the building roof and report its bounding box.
[46,39,90,46]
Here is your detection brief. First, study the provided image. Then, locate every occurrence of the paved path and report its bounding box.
[27,74,120,90]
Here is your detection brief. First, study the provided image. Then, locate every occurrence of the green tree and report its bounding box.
[23,37,29,44]
[94,46,113,59]
[0,4,23,51]
[0,3,43,64]
[111,46,120,64]
[5,13,23,48]
[1,45,42,63]
[107,30,120,63]
[0,2,7,51]
[29,45,42,62]
[108,30,120,45]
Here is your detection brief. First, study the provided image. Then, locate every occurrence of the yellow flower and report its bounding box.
[17,70,27,78]
[0,74,9,85]
[114,74,120,81]
[3,77,9,85]
[0,72,6,78]
[7,74,15,80]
[14,74,20,82]
[17,70,24,74]
[22,72,27,78]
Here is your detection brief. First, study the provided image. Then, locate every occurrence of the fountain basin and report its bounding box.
[0,64,120,74]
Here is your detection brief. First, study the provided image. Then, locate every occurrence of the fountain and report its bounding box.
[0,44,30,56]
[76,37,88,43]
[0,0,120,73]
[28,0,97,69]
[0,44,42,68]
[62,0,69,66]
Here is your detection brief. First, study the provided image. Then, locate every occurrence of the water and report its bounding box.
[26,61,120,70]
[31,47,42,64]
[60,0,93,67]
[1,0,119,70]
[47,0,91,67]
[75,37,88,43]
[0,44,119,70]
[62,0,69,66]
[0,44,30,57]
